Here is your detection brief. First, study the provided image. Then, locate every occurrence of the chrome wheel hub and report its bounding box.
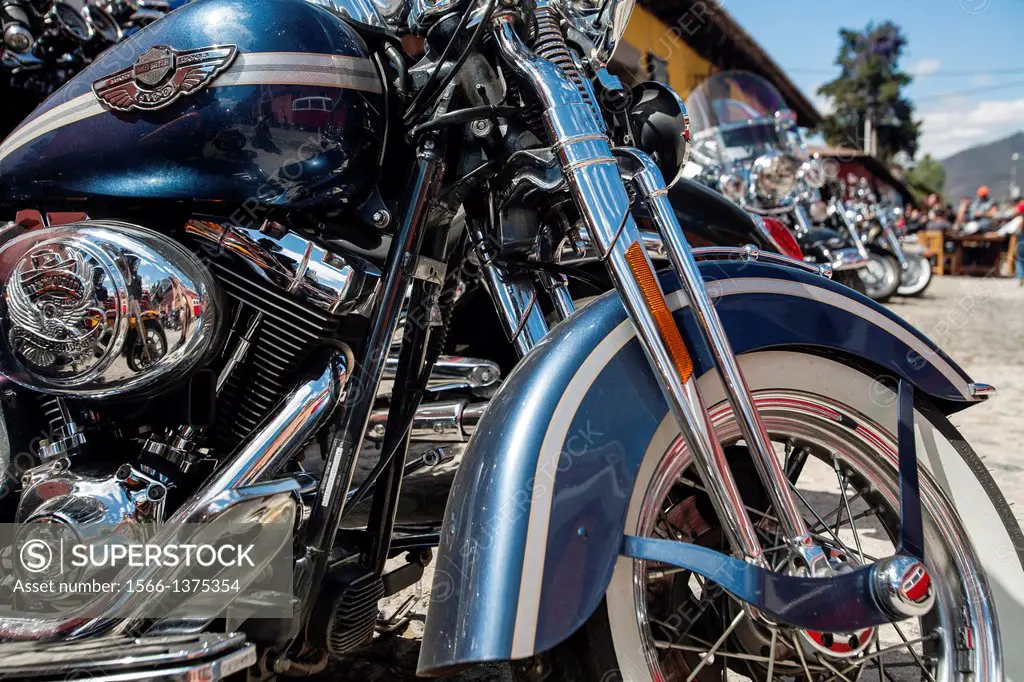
[796,551,876,659]
[631,390,995,681]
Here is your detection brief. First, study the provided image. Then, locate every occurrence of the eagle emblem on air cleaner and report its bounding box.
[92,44,238,112]
[6,245,107,372]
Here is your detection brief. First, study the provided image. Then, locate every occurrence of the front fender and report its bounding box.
[417,260,979,675]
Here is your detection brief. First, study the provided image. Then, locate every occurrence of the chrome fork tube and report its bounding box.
[792,203,814,234]
[494,16,763,561]
[878,213,909,270]
[618,149,826,571]
[834,199,870,259]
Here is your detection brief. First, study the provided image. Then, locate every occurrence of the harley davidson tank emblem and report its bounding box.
[92,44,238,112]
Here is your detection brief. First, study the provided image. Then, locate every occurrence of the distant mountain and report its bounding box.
[941,131,1023,202]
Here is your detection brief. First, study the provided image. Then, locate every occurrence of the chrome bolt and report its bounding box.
[147,484,166,501]
[115,464,133,481]
[471,119,493,138]
[371,210,390,228]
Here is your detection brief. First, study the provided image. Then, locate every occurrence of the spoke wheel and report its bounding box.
[897,254,932,297]
[630,391,993,681]
[858,252,900,301]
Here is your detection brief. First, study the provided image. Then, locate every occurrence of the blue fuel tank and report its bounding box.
[0,0,385,209]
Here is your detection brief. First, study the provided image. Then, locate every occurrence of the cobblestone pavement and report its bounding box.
[885,276,1023,516]
[321,276,1022,681]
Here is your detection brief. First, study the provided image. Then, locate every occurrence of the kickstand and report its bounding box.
[376,581,423,634]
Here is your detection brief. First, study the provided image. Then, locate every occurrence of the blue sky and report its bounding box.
[723,0,1024,160]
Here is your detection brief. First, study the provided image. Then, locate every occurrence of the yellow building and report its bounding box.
[612,1,822,127]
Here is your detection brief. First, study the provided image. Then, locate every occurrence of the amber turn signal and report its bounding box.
[624,241,694,383]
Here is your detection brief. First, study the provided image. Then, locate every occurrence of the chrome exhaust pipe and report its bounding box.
[0,352,350,641]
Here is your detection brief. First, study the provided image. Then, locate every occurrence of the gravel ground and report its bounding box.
[322,276,1023,682]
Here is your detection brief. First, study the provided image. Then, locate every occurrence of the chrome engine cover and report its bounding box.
[0,221,220,397]
[15,459,166,568]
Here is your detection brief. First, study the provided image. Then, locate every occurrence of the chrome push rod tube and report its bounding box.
[617,149,827,572]
[493,16,763,561]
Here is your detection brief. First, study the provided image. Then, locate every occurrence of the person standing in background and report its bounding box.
[1014,201,1024,286]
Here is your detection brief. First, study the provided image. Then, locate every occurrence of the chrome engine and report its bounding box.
[0,217,356,649]
[0,217,496,614]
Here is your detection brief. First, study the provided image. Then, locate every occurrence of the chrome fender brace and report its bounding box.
[621,380,935,631]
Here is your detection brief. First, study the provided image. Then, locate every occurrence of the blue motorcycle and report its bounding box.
[0,0,1019,679]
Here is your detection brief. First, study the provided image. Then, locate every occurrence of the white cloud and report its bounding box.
[919,97,1024,158]
[972,73,995,87]
[908,58,942,79]
[812,93,833,116]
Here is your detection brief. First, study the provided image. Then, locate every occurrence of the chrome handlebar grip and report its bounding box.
[493,15,764,562]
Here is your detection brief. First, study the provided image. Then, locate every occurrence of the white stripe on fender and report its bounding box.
[510,320,636,658]
[509,275,974,654]
[0,52,381,163]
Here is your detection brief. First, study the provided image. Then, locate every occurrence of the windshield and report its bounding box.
[685,71,795,165]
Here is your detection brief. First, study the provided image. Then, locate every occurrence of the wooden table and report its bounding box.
[946,232,1014,276]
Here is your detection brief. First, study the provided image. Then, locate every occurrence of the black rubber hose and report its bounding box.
[403,0,498,124]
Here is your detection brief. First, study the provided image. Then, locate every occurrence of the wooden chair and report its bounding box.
[917,231,945,275]
[1007,234,1019,277]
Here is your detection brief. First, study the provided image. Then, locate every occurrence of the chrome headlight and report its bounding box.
[750,153,799,203]
[719,173,747,203]
[0,221,221,398]
[799,158,828,189]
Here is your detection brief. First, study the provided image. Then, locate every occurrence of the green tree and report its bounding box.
[817,21,921,162]
[905,154,946,198]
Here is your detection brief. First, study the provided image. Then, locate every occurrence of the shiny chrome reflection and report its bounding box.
[0,632,255,680]
[0,221,220,398]
[367,399,487,443]
[186,219,380,316]
[379,354,500,398]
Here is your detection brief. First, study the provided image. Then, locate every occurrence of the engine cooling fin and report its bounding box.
[208,257,342,452]
[309,565,386,656]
